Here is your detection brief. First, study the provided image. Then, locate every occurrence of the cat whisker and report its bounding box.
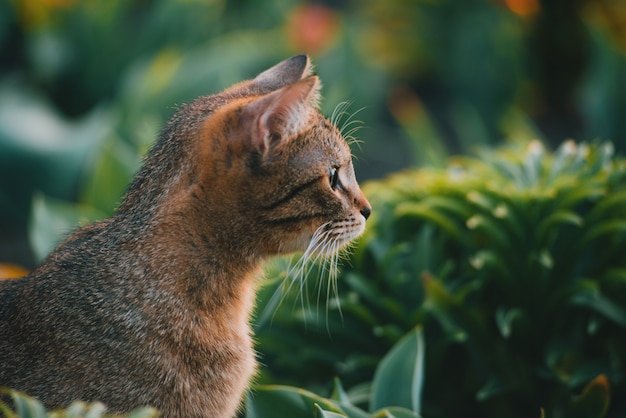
[314,232,347,332]
[258,222,333,325]
[257,218,354,331]
[294,225,341,321]
[341,118,365,139]
[329,101,366,151]
[315,238,339,324]
[256,256,295,327]
[323,239,342,333]
[343,125,365,149]
[339,107,366,152]
[330,101,353,128]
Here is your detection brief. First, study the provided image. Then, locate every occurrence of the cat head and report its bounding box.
[162,55,370,259]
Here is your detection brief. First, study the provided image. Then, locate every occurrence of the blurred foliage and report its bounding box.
[1,0,626,266]
[254,140,626,418]
[0,388,157,418]
[367,0,626,155]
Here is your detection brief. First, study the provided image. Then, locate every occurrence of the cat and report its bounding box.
[0,54,371,417]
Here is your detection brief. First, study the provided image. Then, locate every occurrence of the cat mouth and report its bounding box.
[331,217,366,244]
[305,216,365,256]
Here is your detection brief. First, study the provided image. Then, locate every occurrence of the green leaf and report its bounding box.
[522,140,545,187]
[558,185,605,211]
[536,210,583,246]
[571,281,626,328]
[0,391,17,418]
[83,401,107,418]
[395,202,466,243]
[495,307,525,339]
[315,404,348,418]
[61,401,86,418]
[420,195,473,219]
[8,390,47,418]
[124,407,160,418]
[466,190,496,213]
[579,220,626,248]
[422,277,467,340]
[81,136,140,216]
[370,327,425,415]
[468,249,509,275]
[586,190,626,223]
[370,406,422,418]
[329,379,369,418]
[29,193,104,262]
[465,214,512,254]
[606,268,626,282]
[476,376,509,401]
[247,386,344,418]
[345,383,372,409]
[330,378,353,406]
[549,140,577,181]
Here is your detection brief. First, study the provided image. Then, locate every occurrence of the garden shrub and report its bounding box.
[253,140,626,418]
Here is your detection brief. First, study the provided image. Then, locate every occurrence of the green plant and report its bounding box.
[253,140,626,418]
[0,389,157,418]
[247,327,424,418]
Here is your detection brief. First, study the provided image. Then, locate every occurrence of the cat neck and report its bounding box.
[119,208,261,313]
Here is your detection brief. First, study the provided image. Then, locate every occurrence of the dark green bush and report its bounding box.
[253,140,626,418]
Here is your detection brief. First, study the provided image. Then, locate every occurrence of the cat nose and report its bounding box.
[360,206,371,220]
[354,188,371,220]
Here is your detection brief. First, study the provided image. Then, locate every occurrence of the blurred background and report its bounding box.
[0,0,625,268]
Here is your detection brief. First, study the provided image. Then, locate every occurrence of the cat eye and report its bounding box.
[329,167,340,190]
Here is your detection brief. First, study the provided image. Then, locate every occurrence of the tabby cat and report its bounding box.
[0,54,371,417]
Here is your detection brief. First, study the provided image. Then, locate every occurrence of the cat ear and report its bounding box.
[252,54,312,91]
[242,75,320,157]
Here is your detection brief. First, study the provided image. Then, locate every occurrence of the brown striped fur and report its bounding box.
[0,55,370,417]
